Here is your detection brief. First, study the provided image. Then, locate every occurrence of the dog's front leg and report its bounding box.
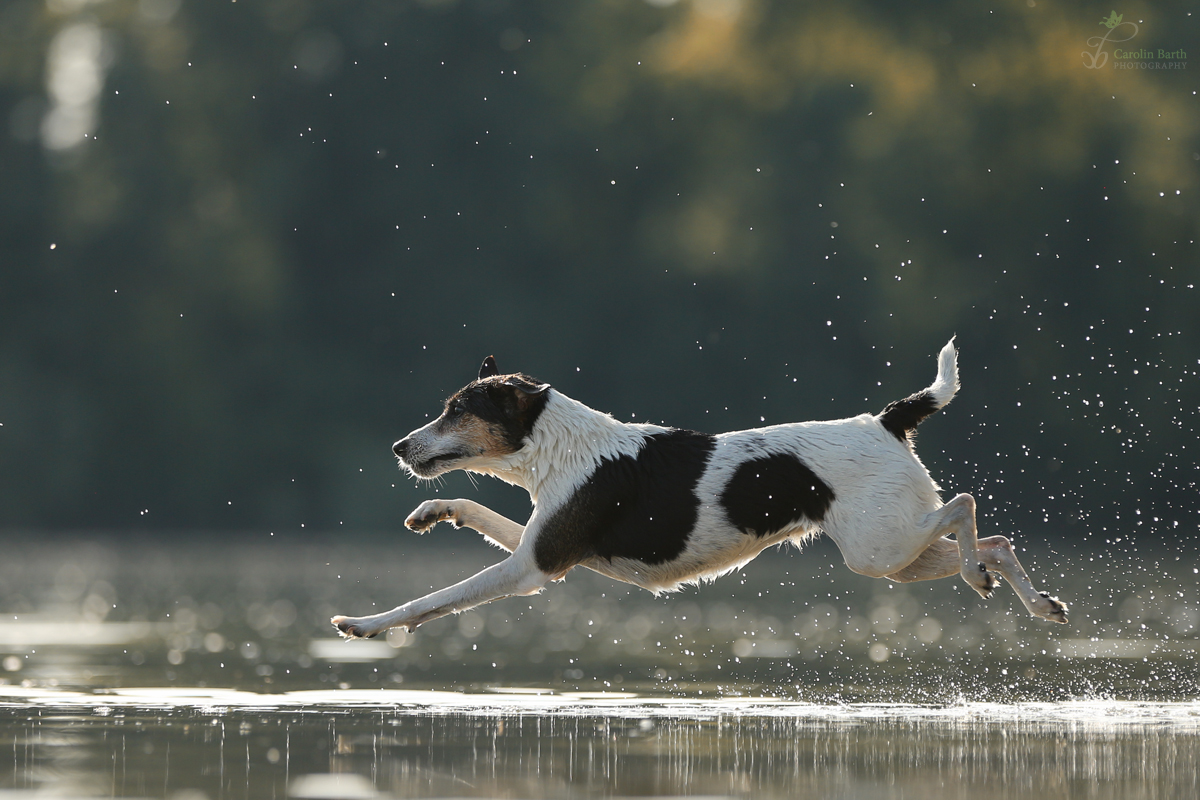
[405,498,524,552]
[331,551,548,639]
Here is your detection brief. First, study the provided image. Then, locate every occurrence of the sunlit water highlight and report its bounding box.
[2,688,1199,799]
[0,534,1197,797]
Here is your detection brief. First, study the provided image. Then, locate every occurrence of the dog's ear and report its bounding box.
[502,376,550,411]
[478,355,500,380]
[502,376,549,394]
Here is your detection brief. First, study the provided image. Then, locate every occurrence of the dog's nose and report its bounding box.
[392,438,410,459]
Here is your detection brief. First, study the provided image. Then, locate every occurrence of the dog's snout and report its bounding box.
[393,438,410,459]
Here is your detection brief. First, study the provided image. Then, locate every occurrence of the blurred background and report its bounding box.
[3,6,1200,795]
[0,0,1197,548]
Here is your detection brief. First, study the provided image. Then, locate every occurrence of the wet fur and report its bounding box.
[331,342,1067,640]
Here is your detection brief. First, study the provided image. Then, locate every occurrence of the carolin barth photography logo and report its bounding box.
[1083,11,1187,69]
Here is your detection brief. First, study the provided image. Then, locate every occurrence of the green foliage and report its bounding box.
[0,0,1196,533]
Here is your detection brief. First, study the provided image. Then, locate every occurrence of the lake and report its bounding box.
[0,533,1196,798]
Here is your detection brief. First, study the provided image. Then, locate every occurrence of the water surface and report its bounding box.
[0,534,1197,797]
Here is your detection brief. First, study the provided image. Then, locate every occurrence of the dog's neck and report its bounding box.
[486,389,665,507]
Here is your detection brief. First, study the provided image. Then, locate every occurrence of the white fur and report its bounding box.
[494,391,668,509]
[929,337,960,409]
[331,339,1067,640]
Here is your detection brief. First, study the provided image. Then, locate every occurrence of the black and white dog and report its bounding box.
[332,340,1066,639]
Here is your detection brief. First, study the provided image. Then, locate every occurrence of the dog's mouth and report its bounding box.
[401,452,468,479]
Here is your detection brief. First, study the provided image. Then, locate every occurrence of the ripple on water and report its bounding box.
[2,684,1199,730]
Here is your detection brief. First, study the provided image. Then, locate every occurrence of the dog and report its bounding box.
[332,339,1067,640]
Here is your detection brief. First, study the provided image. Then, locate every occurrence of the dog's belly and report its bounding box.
[584,522,811,592]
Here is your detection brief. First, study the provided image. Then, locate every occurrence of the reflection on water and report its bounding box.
[0,533,1197,797]
[2,690,1199,798]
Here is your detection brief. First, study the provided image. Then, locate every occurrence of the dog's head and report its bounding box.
[393,356,551,479]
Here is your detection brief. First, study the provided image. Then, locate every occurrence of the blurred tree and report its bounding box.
[0,0,1196,540]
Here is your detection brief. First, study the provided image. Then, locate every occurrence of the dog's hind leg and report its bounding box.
[912,494,999,598]
[886,506,1068,623]
[885,537,961,582]
[975,535,1067,623]
[405,499,524,552]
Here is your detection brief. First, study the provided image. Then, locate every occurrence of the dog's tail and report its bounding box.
[878,338,959,442]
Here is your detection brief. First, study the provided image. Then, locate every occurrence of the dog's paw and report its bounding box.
[967,562,999,599]
[331,615,380,640]
[405,500,460,533]
[980,564,1000,594]
[1036,592,1069,624]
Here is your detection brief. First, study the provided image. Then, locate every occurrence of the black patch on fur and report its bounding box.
[878,390,940,442]
[443,373,550,452]
[534,430,716,575]
[719,453,835,538]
